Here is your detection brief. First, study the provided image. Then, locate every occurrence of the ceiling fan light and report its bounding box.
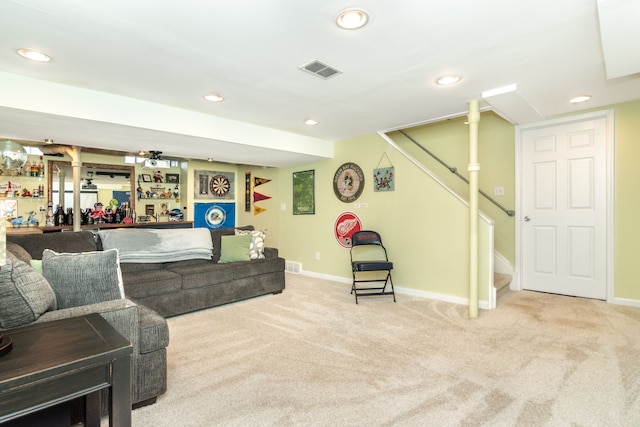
[17,48,51,62]
[336,8,369,30]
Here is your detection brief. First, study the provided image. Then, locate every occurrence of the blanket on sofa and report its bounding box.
[99,228,213,263]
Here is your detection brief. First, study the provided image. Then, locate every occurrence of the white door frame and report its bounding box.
[515,109,615,302]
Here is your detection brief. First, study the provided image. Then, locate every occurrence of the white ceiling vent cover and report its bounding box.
[300,60,342,79]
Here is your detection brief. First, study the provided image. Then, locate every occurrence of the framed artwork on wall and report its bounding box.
[165,173,179,184]
[293,169,315,215]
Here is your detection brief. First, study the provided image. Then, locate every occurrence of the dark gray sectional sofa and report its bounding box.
[7,225,286,318]
[111,225,286,317]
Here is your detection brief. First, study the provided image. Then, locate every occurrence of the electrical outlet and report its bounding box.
[493,186,505,196]
[314,251,320,260]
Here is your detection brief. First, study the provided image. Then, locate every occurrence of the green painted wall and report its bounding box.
[267,132,491,303]
[390,111,516,266]
[614,100,640,301]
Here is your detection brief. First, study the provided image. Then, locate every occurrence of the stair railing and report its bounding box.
[398,130,515,217]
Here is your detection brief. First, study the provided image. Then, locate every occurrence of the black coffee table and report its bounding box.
[0,313,133,426]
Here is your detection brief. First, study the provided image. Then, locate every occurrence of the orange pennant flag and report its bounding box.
[254,205,266,215]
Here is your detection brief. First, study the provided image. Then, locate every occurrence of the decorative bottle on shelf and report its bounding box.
[54,205,65,226]
[38,156,45,178]
[65,208,73,226]
[45,201,54,227]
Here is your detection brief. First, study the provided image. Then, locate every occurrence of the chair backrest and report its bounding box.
[350,230,390,263]
[351,230,383,247]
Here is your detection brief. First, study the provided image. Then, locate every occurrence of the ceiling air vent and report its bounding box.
[300,60,341,79]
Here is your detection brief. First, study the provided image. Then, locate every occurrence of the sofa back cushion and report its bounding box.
[0,252,57,329]
[42,248,124,309]
[7,231,99,260]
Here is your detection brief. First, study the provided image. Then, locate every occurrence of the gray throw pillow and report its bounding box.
[42,249,124,309]
[0,252,57,330]
[7,242,32,265]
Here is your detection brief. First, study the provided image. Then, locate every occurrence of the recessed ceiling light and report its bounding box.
[204,93,224,102]
[569,95,592,103]
[304,119,319,126]
[436,75,462,86]
[336,8,369,30]
[17,48,51,62]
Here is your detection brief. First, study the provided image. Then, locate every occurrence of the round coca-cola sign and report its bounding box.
[334,211,362,248]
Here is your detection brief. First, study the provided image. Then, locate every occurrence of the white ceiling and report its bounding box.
[0,0,639,167]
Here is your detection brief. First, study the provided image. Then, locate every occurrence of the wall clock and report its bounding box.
[333,162,365,203]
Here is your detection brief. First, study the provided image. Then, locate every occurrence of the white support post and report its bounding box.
[467,100,480,318]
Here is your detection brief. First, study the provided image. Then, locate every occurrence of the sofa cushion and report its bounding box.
[42,248,124,309]
[232,257,286,279]
[235,228,266,259]
[166,260,235,290]
[219,234,252,263]
[99,228,213,263]
[0,252,57,329]
[122,270,182,298]
[7,231,98,260]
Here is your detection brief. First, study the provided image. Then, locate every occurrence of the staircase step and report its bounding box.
[494,273,512,300]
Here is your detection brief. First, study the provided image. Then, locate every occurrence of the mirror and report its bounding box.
[47,161,136,212]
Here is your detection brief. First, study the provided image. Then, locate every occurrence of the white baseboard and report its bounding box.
[298,270,491,310]
[611,297,640,308]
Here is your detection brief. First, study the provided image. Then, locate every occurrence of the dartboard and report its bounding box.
[210,174,230,197]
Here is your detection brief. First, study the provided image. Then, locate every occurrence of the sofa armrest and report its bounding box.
[36,298,140,352]
[264,247,279,258]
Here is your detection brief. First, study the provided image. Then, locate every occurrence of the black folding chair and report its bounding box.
[350,230,396,304]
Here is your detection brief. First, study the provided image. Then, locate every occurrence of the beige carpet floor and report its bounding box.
[130,273,640,426]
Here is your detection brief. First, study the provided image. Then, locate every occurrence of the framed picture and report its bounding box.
[293,169,315,215]
[145,204,154,215]
[165,173,179,184]
[373,166,395,192]
[140,174,152,183]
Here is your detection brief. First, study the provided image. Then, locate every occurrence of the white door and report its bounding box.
[519,113,611,300]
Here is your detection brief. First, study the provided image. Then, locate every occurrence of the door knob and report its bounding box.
[524,216,531,222]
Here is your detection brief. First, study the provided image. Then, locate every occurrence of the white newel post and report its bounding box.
[467,100,480,319]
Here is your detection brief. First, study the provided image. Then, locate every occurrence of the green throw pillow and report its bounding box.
[30,259,43,274]
[218,234,252,263]
[42,249,124,309]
